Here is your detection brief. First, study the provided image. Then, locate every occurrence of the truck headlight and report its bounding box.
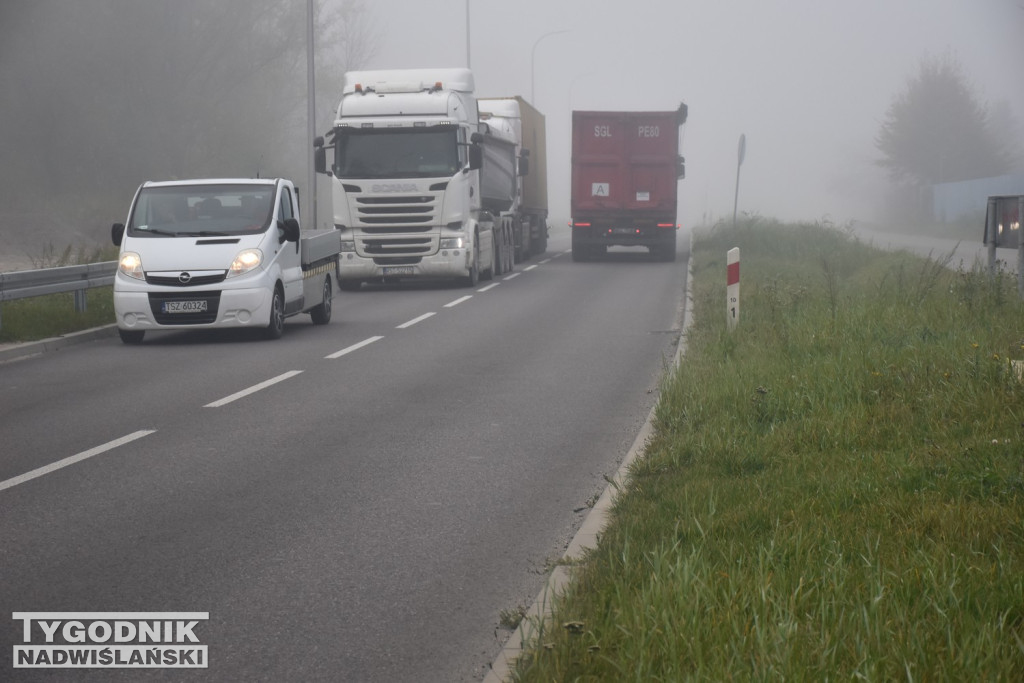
[227,248,263,278]
[440,237,465,249]
[339,239,356,253]
[118,252,145,280]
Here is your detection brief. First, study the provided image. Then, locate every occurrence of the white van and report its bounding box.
[111,178,340,344]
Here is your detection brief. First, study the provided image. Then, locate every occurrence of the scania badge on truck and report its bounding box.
[111,178,340,344]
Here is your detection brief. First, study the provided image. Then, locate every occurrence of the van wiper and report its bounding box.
[133,227,179,236]
[183,230,232,237]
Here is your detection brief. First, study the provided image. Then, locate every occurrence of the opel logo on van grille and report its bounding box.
[178,272,192,284]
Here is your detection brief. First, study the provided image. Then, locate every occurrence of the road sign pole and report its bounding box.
[733,134,746,229]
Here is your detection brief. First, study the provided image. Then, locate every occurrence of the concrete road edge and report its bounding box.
[0,324,118,365]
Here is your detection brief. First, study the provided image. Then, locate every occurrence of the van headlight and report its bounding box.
[118,252,145,280]
[227,248,263,278]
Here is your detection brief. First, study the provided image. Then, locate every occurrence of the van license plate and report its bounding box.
[382,266,415,276]
[163,300,208,313]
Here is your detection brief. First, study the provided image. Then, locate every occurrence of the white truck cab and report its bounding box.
[314,68,496,288]
[111,178,340,344]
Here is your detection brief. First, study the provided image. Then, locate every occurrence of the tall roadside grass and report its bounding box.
[0,244,117,344]
[513,218,1024,681]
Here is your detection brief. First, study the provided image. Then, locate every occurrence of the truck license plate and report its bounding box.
[382,266,415,276]
[162,300,208,313]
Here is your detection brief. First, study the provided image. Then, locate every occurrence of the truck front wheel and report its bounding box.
[265,286,285,339]
[462,239,480,287]
[310,277,332,325]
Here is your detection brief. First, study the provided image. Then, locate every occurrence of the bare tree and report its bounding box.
[0,0,376,245]
[875,53,1013,187]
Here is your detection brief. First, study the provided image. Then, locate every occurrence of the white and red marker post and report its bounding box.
[727,247,740,330]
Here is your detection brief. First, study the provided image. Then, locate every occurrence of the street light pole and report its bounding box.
[306,0,317,230]
[465,0,471,68]
[531,29,569,104]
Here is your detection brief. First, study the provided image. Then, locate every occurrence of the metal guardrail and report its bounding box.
[0,261,117,331]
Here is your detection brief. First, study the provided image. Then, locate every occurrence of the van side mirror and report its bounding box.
[280,217,300,243]
[112,223,125,247]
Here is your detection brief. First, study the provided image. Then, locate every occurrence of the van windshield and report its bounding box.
[127,185,274,237]
[332,127,461,179]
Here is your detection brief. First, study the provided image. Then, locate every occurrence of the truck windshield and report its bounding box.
[333,127,461,179]
[127,185,275,237]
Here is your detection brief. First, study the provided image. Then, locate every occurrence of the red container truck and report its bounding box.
[570,104,687,261]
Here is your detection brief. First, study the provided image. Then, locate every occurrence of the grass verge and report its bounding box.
[0,245,117,344]
[0,288,115,344]
[512,218,1024,681]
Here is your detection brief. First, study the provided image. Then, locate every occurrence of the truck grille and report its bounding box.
[363,238,432,255]
[355,194,438,230]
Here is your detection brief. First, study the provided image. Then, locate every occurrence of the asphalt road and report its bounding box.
[849,221,1020,274]
[0,226,690,682]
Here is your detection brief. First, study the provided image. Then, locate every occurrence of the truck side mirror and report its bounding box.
[468,144,482,171]
[112,222,125,247]
[280,217,300,244]
[519,156,530,177]
[314,146,328,175]
[676,155,686,180]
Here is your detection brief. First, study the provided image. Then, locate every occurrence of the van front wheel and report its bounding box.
[118,329,145,345]
[265,287,285,339]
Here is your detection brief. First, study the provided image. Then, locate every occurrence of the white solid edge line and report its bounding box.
[396,312,436,329]
[205,370,303,408]
[326,335,384,359]
[0,429,156,492]
[444,295,473,308]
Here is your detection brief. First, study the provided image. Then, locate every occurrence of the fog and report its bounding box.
[365,0,1024,227]
[1,0,1021,267]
